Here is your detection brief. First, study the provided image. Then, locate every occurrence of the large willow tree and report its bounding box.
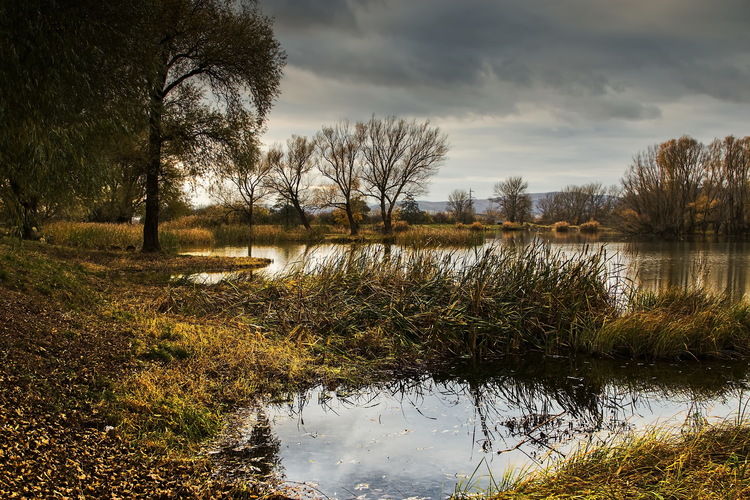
[0,1,137,238]
[137,0,285,252]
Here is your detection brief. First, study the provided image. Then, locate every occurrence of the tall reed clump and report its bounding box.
[43,221,142,249]
[213,224,328,245]
[491,420,750,499]
[587,287,750,359]
[394,226,487,246]
[162,219,214,247]
[578,219,600,233]
[41,221,198,252]
[168,241,620,359]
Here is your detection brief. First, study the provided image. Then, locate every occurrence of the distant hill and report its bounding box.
[373,193,553,217]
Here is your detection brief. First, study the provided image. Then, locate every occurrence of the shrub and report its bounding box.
[393,220,410,232]
[553,221,570,232]
[468,222,485,232]
[579,219,601,233]
[501,221,523,231]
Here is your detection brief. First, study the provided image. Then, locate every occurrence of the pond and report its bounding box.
[185,232,750,498]
[208,356,750,499]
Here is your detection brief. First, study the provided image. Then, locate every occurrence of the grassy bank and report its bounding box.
[489,419,750,499]
[38,219,625,252]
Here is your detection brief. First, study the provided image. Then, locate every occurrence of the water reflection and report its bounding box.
[212,356,750,499]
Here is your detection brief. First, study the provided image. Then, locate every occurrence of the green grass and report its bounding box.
[0,239,96,307]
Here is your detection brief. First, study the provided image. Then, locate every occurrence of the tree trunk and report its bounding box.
[21,202,38,240]
[142,104,163,253]
[292,200,311,230]
[380,199,392,234]
[345,202,359,236]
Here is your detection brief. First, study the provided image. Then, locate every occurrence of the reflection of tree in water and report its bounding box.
[274,355,750,466]
[208,406,284,485]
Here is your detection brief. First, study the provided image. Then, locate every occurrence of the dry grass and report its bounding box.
[213,224,329,244]
[587,287,750,359]
[578,219,601,233]
[42,221,212,251]
[492,420,750,499]
[393,225,487,246]
[501,222,523,231]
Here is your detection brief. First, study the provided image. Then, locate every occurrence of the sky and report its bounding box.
[258,0,750,201]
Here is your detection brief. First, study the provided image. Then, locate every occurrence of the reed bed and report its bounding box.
[393,226,488,246]
[491,419,750,499]
[212,224,329,244]
[165,228,214,247]
[42,221,194,251]
[164,242,621,359]
[501,222,523,231]
[44,221,143,249]
[588,287,750,359]
[578,219,601,233]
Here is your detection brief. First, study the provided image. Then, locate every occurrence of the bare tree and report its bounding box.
[618,136,707,235]
[538,183,615,225]
[657,136,706,234]
[707,136,750,234]
[316,121,366,235]
[447,189,475,223]
[267,136,318,230]
[491,176,532,223]
[360,116,449,234]
[212,125,273,227]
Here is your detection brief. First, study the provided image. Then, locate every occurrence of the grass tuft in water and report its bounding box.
[393,226,488,246]
[490,420,750,499]
[588,287,750,359]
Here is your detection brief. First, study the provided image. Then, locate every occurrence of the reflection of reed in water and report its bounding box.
[266,356,750,468]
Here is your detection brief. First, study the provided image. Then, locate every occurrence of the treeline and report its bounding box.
[455,135,750,236]
[212,117,447,236]
[618,135,750,236]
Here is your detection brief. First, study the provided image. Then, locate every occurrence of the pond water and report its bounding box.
[185,232,750,498]
[209,356,750,499]
[182,232,750,299]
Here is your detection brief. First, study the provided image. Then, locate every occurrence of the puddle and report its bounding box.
[209,357,750,499]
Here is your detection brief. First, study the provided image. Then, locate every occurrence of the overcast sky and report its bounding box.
[258,0,750,201]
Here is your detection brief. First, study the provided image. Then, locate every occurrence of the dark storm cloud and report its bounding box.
[258,0,750,197]
[263,0,750,120]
